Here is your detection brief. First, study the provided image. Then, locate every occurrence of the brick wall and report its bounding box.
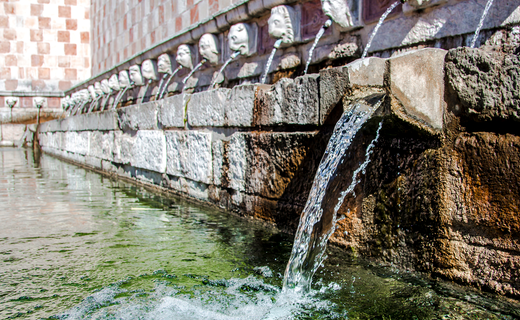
[91,0,239,75]
[0,0,90,109]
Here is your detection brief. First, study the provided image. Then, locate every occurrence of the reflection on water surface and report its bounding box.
[0,148,517,319]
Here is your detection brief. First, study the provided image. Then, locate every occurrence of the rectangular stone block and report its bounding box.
[226,84,256,127]
[387,48,447,132]
[319,57,385,124]
[118,100,159,131]
[187,89,229,127]
[243,132,316,199]
[158,94,189,128]
[131,130,166,173]
[165,130,213,184]
[212,139,224,186]
[89,131,115,161]
[64,131,89,155]
[39,119,61,132]
[255,74,319,126]
[1,124,26,141]
[226,133,247,192]
[112,131,135,165]
[65,110,119,131]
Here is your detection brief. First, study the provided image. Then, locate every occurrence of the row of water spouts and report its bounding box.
[61,0,494,119]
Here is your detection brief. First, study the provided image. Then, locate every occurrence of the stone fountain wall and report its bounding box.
[70,0,520,103]
[39,44,520,297]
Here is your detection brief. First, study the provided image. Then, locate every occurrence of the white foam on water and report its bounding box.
[57,274,345,320]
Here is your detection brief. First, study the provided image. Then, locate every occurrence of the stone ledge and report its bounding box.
[158,94,190,129]
[320,57,386,124]
[386,48,447,133]
[118,101,160,131]
[255,74,320,126]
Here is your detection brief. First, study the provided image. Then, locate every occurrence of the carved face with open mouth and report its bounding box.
[129,65,144,86]
[176,45,194,70]
[321,0,354,29]
[268,6,296,44]
[118,71,131,88]
[142,59,159,81]
[109,74,121,91]
[199,34,219,65]
[228,23,250,55]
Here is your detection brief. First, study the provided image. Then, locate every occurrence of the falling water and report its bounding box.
[470,0,494,48]
[261,39,283,84]
[113,85,132,110]
[73,101,88,116]
[283,97,383,293]
[361,1,400,59]
[304,20,332,75]
[182,60,206,85]
[101,92,113,111]
[87,96,102,113]
[140,81,151,104]
[155,78,165,100]
[211,51,240,89]
[158,66,182,99]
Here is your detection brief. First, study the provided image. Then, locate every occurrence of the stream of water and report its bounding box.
[183,61,206,85]
[261,39,283,84]
[470,0,494,48]
[283,99,382,293]
[361,1,400,59]
[211,52,240,89]
[1,148,518,319]
[304,20,331,75]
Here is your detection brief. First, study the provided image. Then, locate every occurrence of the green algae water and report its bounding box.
[1,147,518,319]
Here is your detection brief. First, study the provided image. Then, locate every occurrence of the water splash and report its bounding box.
[304,20,332,75]
[261,39,283,84]
[283,97,383,293]
[211,51,240,89]
[183,60,206,85]
[470,0,494,48]
[159,66,183,99]
[56,275,344,320]
[361,1,400,59]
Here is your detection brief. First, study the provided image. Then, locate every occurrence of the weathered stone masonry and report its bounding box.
[39,47,520,298]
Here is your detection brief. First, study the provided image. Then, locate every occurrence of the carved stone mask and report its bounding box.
[79,89,91,102]
[228,23,250,55]
[199,34,219,65]
[158,54,173,74]
[129,65,144,86]
[118,70,131,88]
[109,74,121,91]
[268,6,296,44]
[94,82,104,95]
[176,45,193,70]
[101,79,112,94]
[142,59,159,81]
[88,85,98,99]
[34,97,45,108]
[321,0,354,29]
[6,97,17,108]
[62,96,71,108]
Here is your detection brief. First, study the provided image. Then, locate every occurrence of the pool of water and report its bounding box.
[1,147,518,319]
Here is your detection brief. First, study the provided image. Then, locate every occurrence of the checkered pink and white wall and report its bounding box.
[0,0,90,108]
